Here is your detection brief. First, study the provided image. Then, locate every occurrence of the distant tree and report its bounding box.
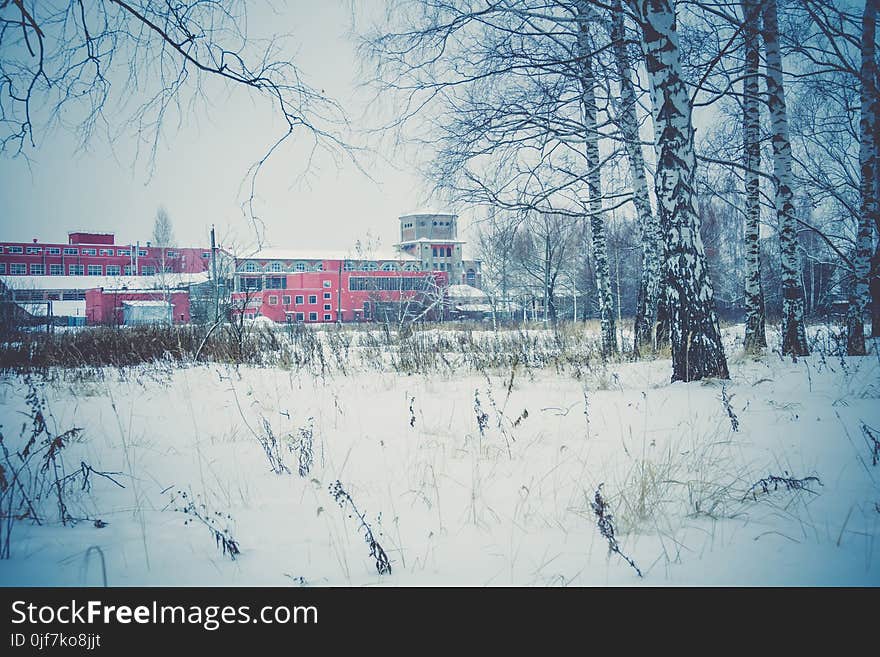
[152,207,176,248]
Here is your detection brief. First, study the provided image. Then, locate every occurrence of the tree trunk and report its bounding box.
[610,0,661,355]
[762,0,810,356]
[576,2,618,357]
[636,0,729,381]
[742,0,767,354]
[849,0,878,354]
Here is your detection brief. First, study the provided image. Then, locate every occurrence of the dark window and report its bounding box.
[265,276,285,289]
[324,304,331,311]
[348,276,432,291]
[308,312,318,321]
[308,295,317,304]
[295,295,304,305]
[295,312,304,321]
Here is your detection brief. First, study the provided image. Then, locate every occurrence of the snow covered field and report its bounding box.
[0,324,878,586]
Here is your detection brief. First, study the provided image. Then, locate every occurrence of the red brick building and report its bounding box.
[0,231,212,277]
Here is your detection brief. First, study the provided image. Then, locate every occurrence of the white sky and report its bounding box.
[0,2,461,254]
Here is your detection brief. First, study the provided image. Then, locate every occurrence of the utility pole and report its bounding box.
[211,225,219,322]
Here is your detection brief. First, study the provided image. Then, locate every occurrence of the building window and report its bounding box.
[88,265,102,275]
[82,248,97,256]
[268,262,282,272]
[141,266,155,275]
[446,247,452,257]
[404,262,420,271]
[324,314,332,321]
[10,263,26,274]
[30,264,44,275]
[308,312,318,322]
[202,252,211,258]
[8,246,23,254]
[27,246,42,254]
[268,295,278,305]
[244,261,258,273]
[308,295,317,304]
[295,295,304,305]
[265,276,285,289]
[63,291,85,301]
[99,248,112,256]
[167,251,177,258]
[106,265,120,276]
[324,304,331,311]
[282,295,291,305]
[294,262,306,272]
[139,249,148,257]
[362,262,378,271]
[349,276,432,291]
[295,312,304,322]
[0,263,5,274]
[49,264,62,275]
[343,260,355,271]
[62,247,77,255]
[313,262,324,271]
[323,280,331,288]
[48,247,61,255]
[69,264,84,275]
[124,265,134,275]
[117,249,130,256]
[432,247,438,258]
[241,277,261,290]
[381,262,399,271]
[323,292,331,300]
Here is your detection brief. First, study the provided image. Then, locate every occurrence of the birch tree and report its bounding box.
[742,0,767,354]
[609,0,661,354]
[634,0,729,381]
[847,0,878,355]
[763,0,810,356]
[576,2,617,355]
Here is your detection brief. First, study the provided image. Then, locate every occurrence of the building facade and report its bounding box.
[0,231,212,277]
[230,250,447,323]
[395,212,482,288]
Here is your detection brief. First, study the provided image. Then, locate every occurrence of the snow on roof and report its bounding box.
[241,248,419,262]
[121,300,171,307]
[395,238,467,245]
[446,284,487,299]
[19,300,86,317]
[455,303,493,313]
[1,272,210,291]
[399,210,458,218]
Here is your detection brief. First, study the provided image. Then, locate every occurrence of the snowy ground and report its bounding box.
[0,324,878,586]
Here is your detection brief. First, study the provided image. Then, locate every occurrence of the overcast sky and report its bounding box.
[0,2,460,254]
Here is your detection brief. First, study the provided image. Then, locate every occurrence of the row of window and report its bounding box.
[244,312,334,322]
[240,277,334,291]
[0,263,158,276]
[240,260,421,273]
[266,295,334,311]
[0,246,199,257]
[348,276,434,291]
[12,290,86,301]
[432,247,454,258]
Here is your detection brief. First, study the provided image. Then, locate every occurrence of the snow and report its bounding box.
[18,300,86,316]
[1,272,210,291]
[0,324,877,586]
[446,284,487,299]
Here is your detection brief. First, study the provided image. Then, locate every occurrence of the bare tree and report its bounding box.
[0,1,354,241]
[633,0,729,381]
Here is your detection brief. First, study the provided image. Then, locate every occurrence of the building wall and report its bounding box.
[85,289,190,325]
[231,269,448,323]
[0,240,211,277]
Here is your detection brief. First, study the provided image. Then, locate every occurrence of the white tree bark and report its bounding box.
[635,0,729,381]
[848,0,878,355]
[576,2,618,356]
[742,0,767,354]
[762,0,809,356]
[609,0,661,355]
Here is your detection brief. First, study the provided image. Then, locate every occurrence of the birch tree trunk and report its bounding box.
[610,0,661,355]
[762,0,810,356]
[848,0,878,355]
[576,2,618,356]
[742,0,767,354]
[635,0,729,381]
